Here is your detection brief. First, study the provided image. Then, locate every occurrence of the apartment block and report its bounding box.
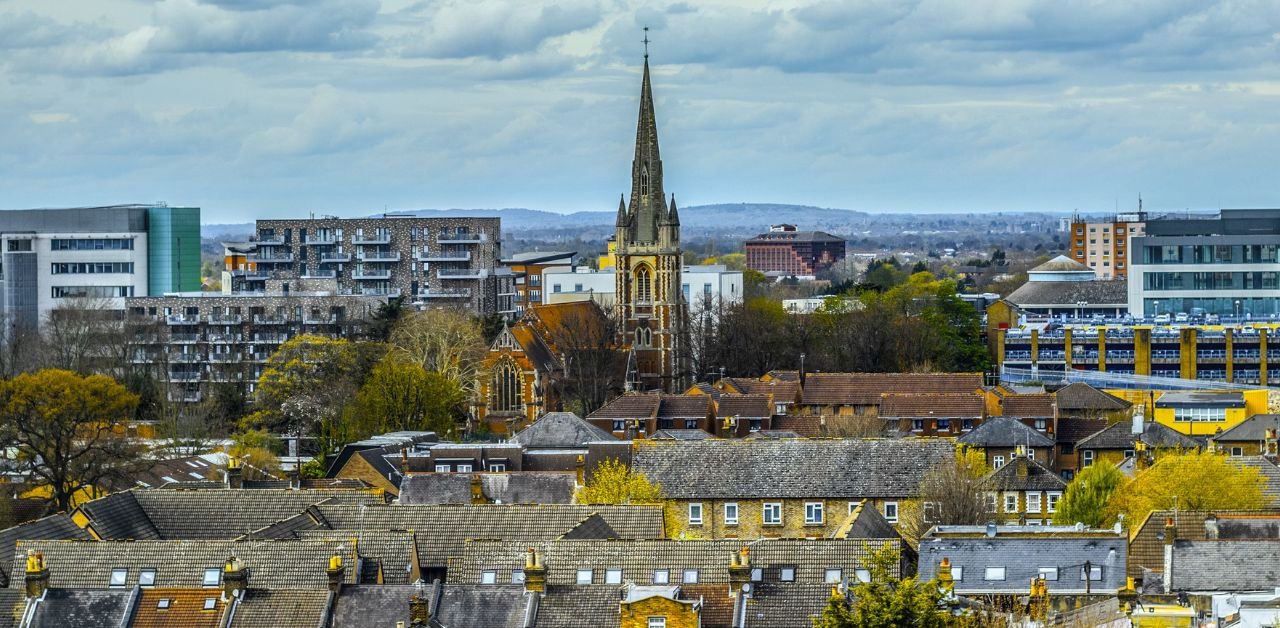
[232,215,513,315]
[1067,212,1145,279]
[744,224,846,279]
[0,205,200,330]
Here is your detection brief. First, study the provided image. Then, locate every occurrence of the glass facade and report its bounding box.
[1143,244,1280,264]
[1144,297,1280,318]
[147,206,201,294]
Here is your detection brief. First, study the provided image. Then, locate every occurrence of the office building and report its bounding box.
[1067,211,1145,279]
[502,251,576,314]
[744,224,846,279]
[541,265,742,311]
[0,205,200,331]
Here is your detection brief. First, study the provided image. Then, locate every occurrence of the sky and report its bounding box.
[2,0,1279,223]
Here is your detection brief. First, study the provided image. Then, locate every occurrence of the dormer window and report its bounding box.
[203,598,217,610]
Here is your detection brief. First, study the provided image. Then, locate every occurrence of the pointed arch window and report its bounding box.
[636,327,652,348]
[491,360,523,413]
[640,166,649,196]
[635,266,652,305]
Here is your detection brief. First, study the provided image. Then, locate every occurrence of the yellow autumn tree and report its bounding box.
[1106,450,1265,525]
[575,458,663,505]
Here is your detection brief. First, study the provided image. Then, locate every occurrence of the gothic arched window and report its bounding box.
[490,360,522,413]
[635,266,652,305]
[636,327,652,348]
[640,166,649,196]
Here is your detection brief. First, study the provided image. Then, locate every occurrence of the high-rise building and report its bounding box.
[744,224,846,279]
[1067,211,1146,279]
[613,54,687,392]
[0,205,200,331]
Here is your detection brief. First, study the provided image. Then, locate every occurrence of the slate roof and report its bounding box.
[1214,414,1280,442]
[131,588,225,628]
[918,533,1127,594]
[632,438,957,500]
[536,585,625,628]
[1005,280,1128,307]
[433,584,529,628]
[311,504,665,569]
[12,540,359,590]
[1000,393,1057,418]
[449,538,898,586]
[511,412,616,448]
[0,589,21,628]
[1169,540,1280,592]
[878,393,985,418]
[229,588,332,628]
[26,589,132,628]
[329,585,415,628]
[1075,421,1199,450]
[649,429,715,440]
[715,394,772,419]
[1230,457,1280,508]
[0,514,91,587]
[1157,391,1246,407]
[397,473,578,506]
[129,455,224,490]
[1054,383,1131,412]
[980,456,1068,492]
[800,373,983,406]
[956,416,1054,448]
[1126,510,1280,579]
[587,394,660,420]
[1055,417,1108,444]
[296,530,417,585]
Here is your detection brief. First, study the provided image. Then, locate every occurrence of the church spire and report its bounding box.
[616,194,627,227]
[628,53,666,242]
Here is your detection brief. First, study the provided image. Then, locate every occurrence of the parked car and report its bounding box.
[1154,313,1171,324]
[1174,312,1190,323]
[1205,313,1220,324]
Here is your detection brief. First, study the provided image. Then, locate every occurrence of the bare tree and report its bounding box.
[544,304,622,416]
[896,452,991,547]
[389,307,487,402]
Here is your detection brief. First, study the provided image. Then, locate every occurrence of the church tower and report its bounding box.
[615,52,686,392]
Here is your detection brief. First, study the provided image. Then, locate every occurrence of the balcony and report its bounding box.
[1105,351,1135,363]
[171,334,202,344]
[208,314,242,325]
[418,288,471,299]
[305,235,339,245]
[249,352,273,362]
[1037,350,1066,362]
[437,233,484,244]
[168,353,204,363]
[167,315,201,325]
[417,251,471,262]
[209,372,245,383]
[249,253,294,264]
[321,251,352,263]
[1152,350,1181,363]
[208,333,241,343]
[241,270,273,281]
[1233,351,1262,361]
[353,233,391,245]
[210,353,242,363]
[169,391,203,403]
[254,234,285,244]
[353,269,392,280]
[438,268,484,280]
[304,315,339,325]
[168,371,202,383]
[301,269,338,279]
[358,251,401,262]
[130,352,156,364]
[253,315,291,325]
[1003,351,1032,362]
[251,333,290,343]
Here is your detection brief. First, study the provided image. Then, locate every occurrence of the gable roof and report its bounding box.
[999,393,1057,418]
[631,438,957,499]
[656,395,713,419]
[879,393,985,419]
[131,588,225,628]
[397,473,578,505]
[1054,383,1131,412]
[981,456,1068,492]
[1075,421,1200,450]
[512,412,616,448]
[715,394,772,419]
[800,373,983,406]
[649,429,715,440]
[25,589,132,628]
[1230,457,1280,508]
[229,589,332,628]
[0,514,91,587]
[1213,414,1280,443]
[918,533,1126,595]
[1127,509,1280,579]
[1055,417,1108,444]
[722,377,801,403]
[329,585,415,628]
[1170,539,1280,592]
[587,394,660,420]
[957,416,1054,448]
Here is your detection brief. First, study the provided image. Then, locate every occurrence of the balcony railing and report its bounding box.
[208,314,242,325]
[249,253,294,263]
[353,270,392,280]
[418,288,472,299]
[437,233,483,244]
[254,234,284,244]
[353,233,391,245]
[167,315,201,325]
[438,268,483,280]
[304,316,339,325]
[241,270,273,280]
[301,269,338,279]
[210,353,242,363]
[305,235,339,245]
[171,334,202,344]
[251,333,290,343]
[253,315,291,325]
[417,251,471,262]
[168,353,204,363]
[168,372,202,382]
[358,251,401,262]
[321,251,352,263]
[169,391,203,403]
[250,352,272,362]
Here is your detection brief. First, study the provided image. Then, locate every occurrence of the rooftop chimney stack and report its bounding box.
[23,550,48,599]
[728,547,752,598]
[222,556,248,600]
[524,548,548,594]
[937,557,954,595]
[1163,516,1176,594]
[1204,514,1219,540]
[470,473,486,505]
[225,457,243,490]
[327,552,346,593]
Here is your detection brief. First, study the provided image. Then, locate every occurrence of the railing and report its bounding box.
[250,352,272,362]
[417,251,471,262]
[1197,350,1228,361]
[169,391,203,403]
[438,268,483,279]
[301,270,338,279]
[242,270,273,280]
[251,333,290,343]
[167,315,201,325]
[1105,351,1135,362]
[249,254,294,263]
[304,316,339,325]
[321,252,352,263]
[208,315,242,325]
[418,288,472,298]
[1074,352,1100,363]
[171,334,202,344]
[208,333,241,343]
[353,270,392,280]
[254,234,284,244]
[168,372,202,382]
[1152,350,1181,362]
[1233,351,1262,360]
[353,233,391,244]
[305,235,339,245]
[168,353,203,363]
[210,353,241,363]
[358,251,401,262]
[437,233,484,243]
[1267,351,1280,361]
[1004,351,1032,361]
[253,315,291,325]
[1038,350,1066,361]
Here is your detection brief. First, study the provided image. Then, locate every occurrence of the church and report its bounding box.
[474,53,689,433]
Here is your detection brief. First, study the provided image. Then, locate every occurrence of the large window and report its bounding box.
[51,238,134,250]
[490,360,522,413]
[1172,406,1227,422]
[51,262,134,274]
[763,502,782,525]
[51,286,134,299]
[635,266,652,304]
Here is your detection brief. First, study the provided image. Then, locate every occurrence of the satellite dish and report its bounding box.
[741,583,752,594]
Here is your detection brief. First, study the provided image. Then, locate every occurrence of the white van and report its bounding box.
[1154,313,1171,324]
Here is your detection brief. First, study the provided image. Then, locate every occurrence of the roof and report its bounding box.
[1054,383,1131,412]
[229,588,332,628]
[918,533,1127,594]
[1075,421,1199,450]
[536,585,625,628]
[503,251,576,264]
[722,377,801,402]
[648,429,715,440]
[715,394,772,419]
[1214,414,1280,442]
[0,514,91,587]
[1000,393,1057,418]
[744,430,802,439]
[131,588,225,628]
[587,394,659,420]
[329,585,415,628]
[512,412,616,448]
[296,530,417,585]
[957,417,1054,448]
[1230,457,1280,508]
[657,395,713,419]
[981,456,1068,492]
[397,473,578,505]
[1156,391,1246,408]
[433,584,529,628]
[1004,279,1127,308]
[746,230,845,244]
[26,589,132,628]
[631,438,958,499]
[800,373,983,406]
[1055,417,1109,444]
[1030,255,1091,273]
[878,393,985,418]
[129,456,224,490]
[1127,510,1280,579]
[1170,540,1280,592]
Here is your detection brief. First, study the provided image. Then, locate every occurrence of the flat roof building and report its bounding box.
[744,224,846,279]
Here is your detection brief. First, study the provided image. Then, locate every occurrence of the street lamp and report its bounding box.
[1076,300,1088,321]
[1235,300,1242,322]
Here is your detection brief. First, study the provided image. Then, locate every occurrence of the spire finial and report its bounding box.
[642,26,650,59]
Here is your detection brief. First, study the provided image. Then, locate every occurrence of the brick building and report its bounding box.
[1067,210,1146,279]
[744,224,846,278]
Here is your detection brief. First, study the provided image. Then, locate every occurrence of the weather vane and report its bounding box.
[643,26,650,59]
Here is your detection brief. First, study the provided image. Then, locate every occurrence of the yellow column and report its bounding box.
[1180,328,1197,380]
[1063,328,1073,369]
[1262,329,1270,386]
[1097,328,1107,372]
[1031,329,1040,368]
[1226,329,1235,383]
[1135,328,1151,376]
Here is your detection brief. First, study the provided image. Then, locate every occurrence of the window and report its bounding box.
[490,359,523,413]
[1038,567,1059,581]
[648,618,667,628]
[763,502,782,525]
[489,463,506,472]
[993,455,1005,468]
[950,567,963,581]
[203,598,217,610]
[110,568,128,588]
[1231,447,1244,457]
[635,266,652,304]
[883,502,898,523]
[985,493,998,513]
[911,419,924,432]
[51,238,134,250]
[202,568,221,587]
[613,420,626,432]
[1026,493,1042,514]
[139,569,156,587]
[724,503,739,525]
[481,570,497,584]
[434,464,450,473]
[51,262,135,274]
[553,284,561,293]
[456,464,473,473]
[1047,492,1061,513]
[1081,566,1102,581]
[780,567,796,582]
[1004,493,1019,513]
[51,285,134,299]
[1082,450,1094,467]
[7,239,32,252]
[750,568,763,582]
[157,599,171,609]
[605,569,623,584]
[688,503,703,525]
[805,502,824,525]
[652,570,669,584]
[1172,406,1227,422]
[855,569,871,583]
[576,569,593,585]
[984,567,1006,581]
[1034,418,1046,430]
[824,568,843,584]
[511,570,525,584]
[683,569,699,583]
[848,501,862,514]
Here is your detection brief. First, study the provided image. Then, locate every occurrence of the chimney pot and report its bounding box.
[1204,514,1219,540]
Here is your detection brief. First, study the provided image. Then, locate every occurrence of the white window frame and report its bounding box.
[848,501,862,515]
[1231,447,1243,457]
[883,502,898,523]
[805,502,824,525]
[1004,493,1019,513]
[824,568,843,584]
[724,502,739,526]
[763,502,782,526]
[1081,566,1103,581]
[780,567,796,582]
[683,569,699,584]
[488,463,506,472]
[652,570,669,584]
[1083,450,1094,467]
[855,568,871,583]
[950,567,963,581]
[605,568,623,584]
[481,570,497,584]
[1047,492,1061,513]
[110,568,128,588]
[434,464,450,473]
[984,567,1006,581]
[688,502,703,525]
[1026,493,1042,514]
[576,569,593,585]
[138,569,156,587]
[1038,567,1058,581]
[985,492,998,513]
[993,455,1005,468]
[457,464,473,473]
[648,618,667,628]
[202,568,221,587]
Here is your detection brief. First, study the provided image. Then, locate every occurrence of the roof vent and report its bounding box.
[985,522,997,538]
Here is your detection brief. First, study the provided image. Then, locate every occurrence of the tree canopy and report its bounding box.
[1052,461,1125,528]
[575,458,663,505]
[1107,450,1264,525]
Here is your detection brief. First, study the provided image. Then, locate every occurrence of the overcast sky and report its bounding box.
[3,1,1278,223]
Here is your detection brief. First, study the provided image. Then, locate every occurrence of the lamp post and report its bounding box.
[1153,301,1160,321]
[1235,300,1242,322]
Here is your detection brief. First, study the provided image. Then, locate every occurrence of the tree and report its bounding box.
[544,304,622,416]
[0,370,144,513]
[897,447,991,547]
[1052,462,1125,528]
[347,355,465,439]
[575,458,663,505]
[366,297,405,342]
[389,307,487,404]
[253,335,373,449]
[228,430,283,481]
[1106,451,1265,526]
[816,547,948,628]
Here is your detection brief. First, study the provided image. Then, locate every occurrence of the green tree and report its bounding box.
[347,355,465,439]
[816,547,948,628]
[1107,450,1264,525]
[366,297,405,342]
[229,429,283,481]
[576,458,663,505]
[253,335,374,449]
[389,308,487,421]
[1052,461,1125,528]
[0,369,144,512]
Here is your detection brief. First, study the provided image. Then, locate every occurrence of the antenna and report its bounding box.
[642,26,650,59]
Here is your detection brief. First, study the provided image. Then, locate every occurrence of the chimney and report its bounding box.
[23,550,49,599]
[401,447,409,475]
[524,548,547,594]
[1163,516,1176,595]
[327,552,346,593]
[1131,406,1144,435]
[728,547,752,598]
[222,557,248,600]
[937,557,954,595]
[408,585,430,627]
[1016,458,1028,479]
[575,455,585,487]
[225,457,243,490]
[470,474,486,505]
[1204,514,1219,540]
[288,463,301,490]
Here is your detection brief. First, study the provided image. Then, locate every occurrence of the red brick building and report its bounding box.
[744,224,846,278]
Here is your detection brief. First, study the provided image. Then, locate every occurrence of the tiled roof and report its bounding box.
[999,394,1057,418]
[1230,457,1280,508]
[879,393,985,418]
[131,588,225,628]
[800,373,983,406]
[311,504,665,569]
[770,416,821,437]
[512,412,616,448]
[229,588,332,628]
[129,456,224,491]
[1054,383,1131,412]
[1005,280,1127,307]
[956,416,1054,448]
[632,438,957,499]
[0,589,21,628]
[715,394,772,419]
[657,395,713,419]
[1170,539,1280,591]
[433,584,529,628]
[743,583,833,627]
[1214,414,1280,442]
[77,491,160,540]
[918,533,1127,594]
[398,473,578,505]
[329,585,415,628]
[649,430,715,440]
[1075,421,1199,450]
[980,456,1067,492]
[297,530,417,585]
[26,589,132,628]
[449,538,898,586]
[238,510,326,541]
[1055,417,1108,444]
[744,430,802,439]
[0,514,91,587]
[536,585,625,628]
[587,394,660,420]
[722,377,801,403]
[12,540,359,590]
[1126,510,1280,579]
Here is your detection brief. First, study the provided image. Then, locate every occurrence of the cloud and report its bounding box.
[243,84,392,156]
[398,0,603,60]
[28,112,75,124]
